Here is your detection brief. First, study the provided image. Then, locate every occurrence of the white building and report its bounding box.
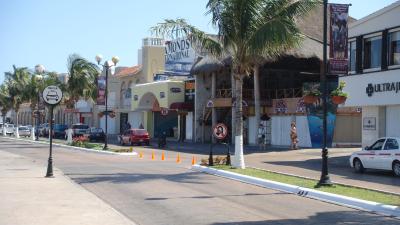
[340,1,400,147]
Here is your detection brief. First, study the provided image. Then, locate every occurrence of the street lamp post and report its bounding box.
[317,0,332,186]
[34,64,45,141]
[95,55,119,150]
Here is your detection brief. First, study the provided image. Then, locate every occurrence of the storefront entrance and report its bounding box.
[154,111,178,138]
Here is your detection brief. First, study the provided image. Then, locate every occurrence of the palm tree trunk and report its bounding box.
[231,71,236,144]
[211,72,217,143]
[254,65,261,145]
[15,111,19,138]
[233,75,245,169]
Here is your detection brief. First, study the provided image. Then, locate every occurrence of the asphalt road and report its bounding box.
[1,138,399,225]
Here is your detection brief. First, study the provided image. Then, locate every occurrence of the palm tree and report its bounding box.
[4,65,31,137]
[0,84,12,136]
[66,54,100,108]
[152,0,319,168]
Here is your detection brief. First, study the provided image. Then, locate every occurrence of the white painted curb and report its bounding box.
[192,165,400,218]
[1,137,137,156]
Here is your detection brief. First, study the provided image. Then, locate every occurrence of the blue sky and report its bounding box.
[0,0,398,84]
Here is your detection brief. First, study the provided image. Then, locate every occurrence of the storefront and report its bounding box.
[340,1,400,147]
[131,80,186,138]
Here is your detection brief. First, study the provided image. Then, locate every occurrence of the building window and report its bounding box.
[388,30,400,66]
[348,40,356,72]
[363,35,382,70]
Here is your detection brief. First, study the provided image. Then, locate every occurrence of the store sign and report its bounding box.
[366,82,400,97]
[170,87,181,93]
[165,37,196,74]
[363,117,376,130]
[185,80,195,103]
[329,4,349,74]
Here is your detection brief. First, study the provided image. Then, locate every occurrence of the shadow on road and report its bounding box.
[68,171,213,185]
[264,156,400,187]
[211,210,400,225]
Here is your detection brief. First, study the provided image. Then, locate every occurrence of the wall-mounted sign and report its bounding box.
[160,92,165,98]
[170,87,182,93]
[134,95,138,101]
[363,117,376,130]
[160,107,169,116]
[185,80,195,103]
[206,100,214,108]
[366,82,400,97]
[42,86,63,105]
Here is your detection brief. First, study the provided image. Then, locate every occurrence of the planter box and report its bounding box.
[331,96,347,104]
[303,95,319,104]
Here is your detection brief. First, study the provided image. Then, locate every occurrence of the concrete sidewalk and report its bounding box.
[0,150,136,225]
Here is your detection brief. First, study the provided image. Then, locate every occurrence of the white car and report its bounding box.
[16,126,31,137]
[5,124,15,135]
[349,137,400,176]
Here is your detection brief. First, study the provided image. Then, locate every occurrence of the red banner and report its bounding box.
[329,4,349,74]
[97,76,106,105]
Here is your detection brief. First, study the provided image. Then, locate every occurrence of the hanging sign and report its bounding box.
[329,4,349,74]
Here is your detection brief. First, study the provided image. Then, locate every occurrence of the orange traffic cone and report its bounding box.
[139,151,143,159]
[151,151,155,160]
[176,153,181,163]
[191,156,196,165]
[161,151,165,161]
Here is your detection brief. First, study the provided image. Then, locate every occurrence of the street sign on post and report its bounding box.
[42,86,63,178]
[43,86,63,105]
[213,123,228,140]
[161,107,169,116]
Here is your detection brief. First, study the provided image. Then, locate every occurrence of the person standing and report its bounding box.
[258,123,266,150]
[290,122,298,150]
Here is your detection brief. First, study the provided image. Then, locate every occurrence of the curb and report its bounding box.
[1,136,137,156]
[192,165,400,219]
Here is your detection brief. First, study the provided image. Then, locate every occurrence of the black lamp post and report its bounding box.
[34,64,45,141]
[317,0,332,186]
[95,55,119,150]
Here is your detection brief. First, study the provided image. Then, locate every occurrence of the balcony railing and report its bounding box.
[216,88,303,99]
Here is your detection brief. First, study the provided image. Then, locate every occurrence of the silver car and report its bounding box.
[17,126,31,137]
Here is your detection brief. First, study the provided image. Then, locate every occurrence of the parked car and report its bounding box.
[118,129,150,146]
[88,127,105,142]
[16,126,31,137]
[5,124,15,135]
[350,137,400,176]
[67,123,90,138]
[39,123,49,137]
[52,124,68,138]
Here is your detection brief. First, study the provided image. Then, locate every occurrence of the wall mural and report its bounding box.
[304,82,338,148]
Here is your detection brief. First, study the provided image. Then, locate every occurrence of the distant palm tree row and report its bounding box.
[0,54,100,129]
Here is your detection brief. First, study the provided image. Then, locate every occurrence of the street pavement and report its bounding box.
[0,137,399,225]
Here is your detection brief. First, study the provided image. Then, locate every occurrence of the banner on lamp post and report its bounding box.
[97,76,106,105]
[329,4,349,75]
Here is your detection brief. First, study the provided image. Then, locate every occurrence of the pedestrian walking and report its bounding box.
[290,122,298,150]
[258,123,266,150]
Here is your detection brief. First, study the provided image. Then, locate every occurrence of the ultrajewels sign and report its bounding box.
[366,82,400,97]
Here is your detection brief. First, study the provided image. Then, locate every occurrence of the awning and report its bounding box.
[170,102,193,111]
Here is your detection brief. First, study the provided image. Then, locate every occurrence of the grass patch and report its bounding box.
[212,165,400,206]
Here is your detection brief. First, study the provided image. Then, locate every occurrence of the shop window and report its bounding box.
[363,35,382,70]
[388,30,400,66]
[348,40,356,73]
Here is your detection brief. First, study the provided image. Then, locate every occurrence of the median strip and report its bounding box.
[192,165,400,218]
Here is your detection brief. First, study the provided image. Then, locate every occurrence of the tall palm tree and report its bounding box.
[4,65,31,137]
[66,54,100,108]
[152,0,319,168]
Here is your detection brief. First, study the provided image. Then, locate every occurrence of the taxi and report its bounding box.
[349,137,400,176]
